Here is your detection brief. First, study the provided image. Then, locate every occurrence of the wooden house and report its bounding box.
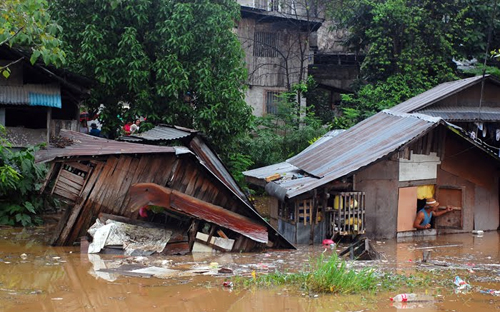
[244,75,500,242]
[0,46,90,147]
[36,128,293,253]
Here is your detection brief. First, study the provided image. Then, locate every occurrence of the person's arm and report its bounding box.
[433,205,454,217]
[413,212,430,230]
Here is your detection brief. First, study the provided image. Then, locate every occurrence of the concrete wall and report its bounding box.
[355,157,400,239]
[237,10,311,116]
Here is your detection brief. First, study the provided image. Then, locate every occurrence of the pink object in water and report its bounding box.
[139,206,148,218]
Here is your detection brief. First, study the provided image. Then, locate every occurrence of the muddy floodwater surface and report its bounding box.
[1,227,500,312]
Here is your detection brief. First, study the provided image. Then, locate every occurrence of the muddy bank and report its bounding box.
[1,227,500,311]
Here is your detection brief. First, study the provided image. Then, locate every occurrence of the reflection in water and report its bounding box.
[1,227,500,311]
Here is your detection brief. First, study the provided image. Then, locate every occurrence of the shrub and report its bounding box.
[0,126,52,226]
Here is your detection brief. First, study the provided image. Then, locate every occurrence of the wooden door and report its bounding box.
[435,186,463,229]
[397,187,418,232]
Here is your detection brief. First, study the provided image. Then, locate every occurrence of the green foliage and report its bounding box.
[237,90,328,169]
[334,73,434,127]
[0,0,65,74]
[226,152,254,187]
[236,253,377,294]
[49,0,252,157]
[0,126,50,226]
[325,0,500,127]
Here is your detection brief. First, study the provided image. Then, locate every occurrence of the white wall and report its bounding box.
[399,152,441,182]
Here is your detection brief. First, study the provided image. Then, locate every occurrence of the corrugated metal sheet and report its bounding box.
[0,84,62,108]
[35,129,176,163]
[280,111,442,198]
[417,107,500,121]
[243,130,344,180]
[243,162,300,180]
[121,125,195,142]
[390,75,494,113]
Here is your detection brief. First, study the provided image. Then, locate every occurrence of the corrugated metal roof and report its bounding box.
[390,75,494,113]
[417,107,500,121]
[243,130,344,180]
[35,129,176,163]
[279,111,442,198]
[0,84,62,108]
[121,125,194,142]
[243,162,300,180]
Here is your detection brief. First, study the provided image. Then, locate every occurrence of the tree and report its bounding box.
[49,0,252,157]
[0,0,65,77]
[237,84,328,170]
[328,0,500,126]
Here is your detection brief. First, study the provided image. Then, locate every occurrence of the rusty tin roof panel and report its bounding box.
[35,129,176,163]
[417,106,500,121]
[390,75,488,114]
[287,111,441,189]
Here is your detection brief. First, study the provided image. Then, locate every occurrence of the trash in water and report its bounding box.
[454,276,471,290]
[480,289,500,296]
[390,293,434,302]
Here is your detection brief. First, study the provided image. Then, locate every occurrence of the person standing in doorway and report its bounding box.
[413,198,454,230]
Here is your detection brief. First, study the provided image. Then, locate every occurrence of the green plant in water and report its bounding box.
[235,253,377,294]
[307,253,377,294]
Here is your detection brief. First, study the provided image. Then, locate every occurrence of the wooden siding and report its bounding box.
[51,153,266,250]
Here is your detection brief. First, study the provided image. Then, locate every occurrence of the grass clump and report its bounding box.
[236,253,377,294]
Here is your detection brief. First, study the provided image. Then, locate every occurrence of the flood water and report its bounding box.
[1,227,500,312]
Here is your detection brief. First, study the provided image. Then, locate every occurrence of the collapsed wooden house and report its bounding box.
[36,129,294,254]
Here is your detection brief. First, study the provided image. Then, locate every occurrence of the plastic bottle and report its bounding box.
[390,293,418,302]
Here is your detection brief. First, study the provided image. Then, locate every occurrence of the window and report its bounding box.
[266,91,281,114]
[253,32,279,58]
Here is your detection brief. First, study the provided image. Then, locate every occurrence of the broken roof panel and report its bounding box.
[119,125,253,208]
[391,75,500,114]
[35,130,176,163]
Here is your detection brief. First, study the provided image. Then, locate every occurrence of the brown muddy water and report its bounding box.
[1,227,500,312]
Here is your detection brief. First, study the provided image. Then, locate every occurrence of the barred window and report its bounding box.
[266,91,281,114]
[253,32,279,58]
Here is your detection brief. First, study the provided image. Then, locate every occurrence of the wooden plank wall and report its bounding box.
[55,153,263,250]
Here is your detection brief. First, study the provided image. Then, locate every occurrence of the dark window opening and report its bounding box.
[5,107,47,129]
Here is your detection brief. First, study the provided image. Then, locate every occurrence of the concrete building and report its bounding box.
[236,0,322,116]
